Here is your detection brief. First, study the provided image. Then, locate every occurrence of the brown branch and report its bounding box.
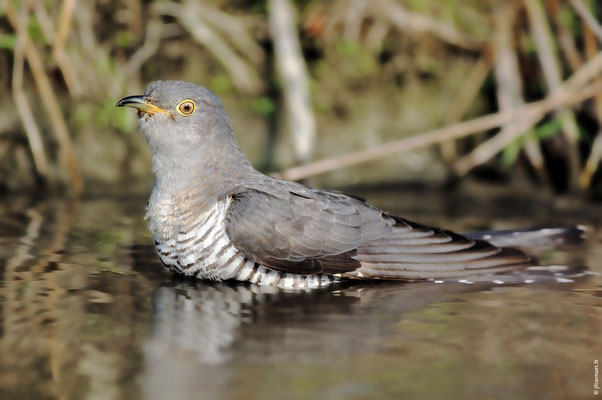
[11,2,48,179]
[32,1,54,42]
[453,117,538,176]
[276,52,602,182]
[376,0,483,51]
[579,20,602,187]
[568,0,602,42]
[125,19,162,79]
[343,0,368,42]
[548,0,584,71]
[457,4,545,179]
[277,83,601,181]
[194,2,265,67]
[580,133,602,187]
[155,2,262,93]
[524,0,581,187]
[440,53,493,165]
[4,0,83,193]
[444,55,493,125]
[52,0,79,95]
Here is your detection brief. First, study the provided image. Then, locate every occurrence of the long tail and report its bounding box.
[348,218,532,281]
[346,220,590,283]
[464,225,586,251]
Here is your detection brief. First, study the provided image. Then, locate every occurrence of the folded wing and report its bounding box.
[225,182,532,279]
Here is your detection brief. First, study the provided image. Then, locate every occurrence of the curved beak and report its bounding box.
[115,95,170,116]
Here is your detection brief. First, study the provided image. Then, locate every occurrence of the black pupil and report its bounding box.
[182,103,191,113]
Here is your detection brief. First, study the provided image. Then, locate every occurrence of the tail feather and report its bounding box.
[429,264,593,285]
[346,263,528,280]
[464,225,586,251]
[350,219,533,280]
[345,222,591,284]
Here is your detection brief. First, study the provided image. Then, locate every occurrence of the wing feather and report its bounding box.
[225,180,532,279]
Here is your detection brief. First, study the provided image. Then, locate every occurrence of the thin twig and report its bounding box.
[548,0,584,71]
[457,4,545,178]
[32,1,54,42]
[343,0,367,42]
[453,118,537,176]
[568,0,602,42]
[155,2,262,93]
[11,1,48,179]
[52,0,79,95]
[444,55,493,125]
[5,0,83,193]
[194,2,265,67]
[125,19,162,79]
[440,53,493,165]
[524,0,581,187]
[580,133,602,187]
[377,0,483,51]
[579,20,602,187]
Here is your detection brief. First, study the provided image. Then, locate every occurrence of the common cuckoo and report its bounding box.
[116,80,558,289]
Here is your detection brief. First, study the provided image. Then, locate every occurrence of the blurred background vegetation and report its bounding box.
[1,0,601,199]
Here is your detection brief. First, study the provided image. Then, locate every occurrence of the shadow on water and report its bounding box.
[0,192,601,399]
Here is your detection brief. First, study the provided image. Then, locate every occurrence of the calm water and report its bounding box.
[0,189,601,400]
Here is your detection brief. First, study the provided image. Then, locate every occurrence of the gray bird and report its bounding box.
[116,80,533,289]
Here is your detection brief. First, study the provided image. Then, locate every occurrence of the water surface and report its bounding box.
[0,189,600,400]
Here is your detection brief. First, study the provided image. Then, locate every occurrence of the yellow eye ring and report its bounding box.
[177,100,196,116]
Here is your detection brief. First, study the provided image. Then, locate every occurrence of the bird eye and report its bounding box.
[177,100,196,116]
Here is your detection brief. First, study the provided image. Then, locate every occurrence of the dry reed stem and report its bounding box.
[195,2,265,67]
[440,53,493,165]
[377,0,482,51]
[277,83,602,181]
[4,0,83,193]
[32,1,54,41]
[548,0,584,71]
[343,0,367,42]
[52,0,79,96]
[579,21,602,187]
[456,4,545,178]
[269,0,316,163]
[524,0,581,187]
[155,2,262,93]
[453,117,539,176]
[11,2,48,179]
[277,51,602,181]
[125,19,162,80]
[568,0,602,42]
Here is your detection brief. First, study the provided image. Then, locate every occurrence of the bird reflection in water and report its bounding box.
[139,279,502,398]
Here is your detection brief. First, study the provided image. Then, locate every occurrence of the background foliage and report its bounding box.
[1,0,601,198]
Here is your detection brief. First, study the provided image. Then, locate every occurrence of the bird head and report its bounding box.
[116,80,251,185]
[116,80,230,141]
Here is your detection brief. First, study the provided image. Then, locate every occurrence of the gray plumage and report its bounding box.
[116,80,532,288]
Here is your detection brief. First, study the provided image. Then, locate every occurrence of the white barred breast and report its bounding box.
[152,198,338,289]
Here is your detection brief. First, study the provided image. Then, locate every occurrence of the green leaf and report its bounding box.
[0,33,16,50]
[501,137,524,167]
[209,73,231,95]
[532,116,561,140]
[500,117,561,167]
[27,16,47,44]
[114,31,134,47]
[251,97,276,116]
[336,39,359,57]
